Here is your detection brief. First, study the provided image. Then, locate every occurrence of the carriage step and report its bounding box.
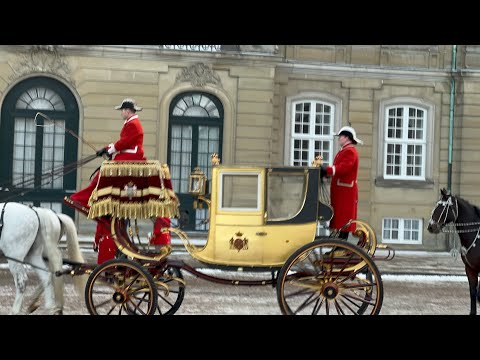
[372,244,395,261]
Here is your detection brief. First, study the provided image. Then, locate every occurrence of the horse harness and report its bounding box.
[431,196,480,260]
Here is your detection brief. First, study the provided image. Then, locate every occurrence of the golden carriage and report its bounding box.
[64,155,394,316]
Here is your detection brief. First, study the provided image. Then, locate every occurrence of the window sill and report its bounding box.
[375,177,434,189]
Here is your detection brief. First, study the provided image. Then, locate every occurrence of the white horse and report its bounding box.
[0,202,87,315]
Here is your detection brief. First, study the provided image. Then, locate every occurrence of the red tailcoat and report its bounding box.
[325,144,359,232]
[71,114,146,208]
[107,115,145,160]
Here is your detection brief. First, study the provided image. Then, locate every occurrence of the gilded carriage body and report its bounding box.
[63,155,391,316]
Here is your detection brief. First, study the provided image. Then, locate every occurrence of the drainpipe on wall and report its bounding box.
[446,45,457,255]
[447,45,457,192]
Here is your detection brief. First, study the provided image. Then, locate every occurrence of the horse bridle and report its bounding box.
[429,195,458,228]
[430,194,480,260]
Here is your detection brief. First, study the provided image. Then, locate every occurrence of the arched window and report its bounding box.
[13,87,67,189]
[168,92,223,231]
[0,77,79,216]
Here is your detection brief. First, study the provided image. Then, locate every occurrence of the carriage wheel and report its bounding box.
[85,258,158,315]
[276,238,383,315]
[149,265,185,315]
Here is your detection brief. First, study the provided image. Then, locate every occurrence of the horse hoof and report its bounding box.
[53,310,63,315]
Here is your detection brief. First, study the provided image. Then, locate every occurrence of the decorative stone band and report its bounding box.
[87,160,179,220]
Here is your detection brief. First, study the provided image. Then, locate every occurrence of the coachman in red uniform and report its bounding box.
[321,126,363,239]
[69,98,171,264]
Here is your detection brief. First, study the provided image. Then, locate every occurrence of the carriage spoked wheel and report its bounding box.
[276,238,384,315]
[84,258,158,315]
[147,265,185,315]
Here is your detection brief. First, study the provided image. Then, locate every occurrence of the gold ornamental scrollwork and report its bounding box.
[176,63,222,88]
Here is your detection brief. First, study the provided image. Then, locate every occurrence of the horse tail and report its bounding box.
[57,213,88,296]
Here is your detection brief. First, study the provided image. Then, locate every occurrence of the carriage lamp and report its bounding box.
[189,167,207,196]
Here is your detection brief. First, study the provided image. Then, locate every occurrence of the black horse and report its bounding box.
[427,188,480,315]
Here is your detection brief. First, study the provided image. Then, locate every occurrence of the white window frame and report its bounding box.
[218,172,261,212]
[284,93,342,167]
[382,217,423,244]
[378,97,434,182]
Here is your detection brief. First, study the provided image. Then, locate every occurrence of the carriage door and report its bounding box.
[168,92,223,231]
[0,76,79,217]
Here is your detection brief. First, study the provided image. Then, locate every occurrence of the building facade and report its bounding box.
[0,45,476,251]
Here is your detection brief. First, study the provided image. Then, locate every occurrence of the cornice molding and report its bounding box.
[276,62,454,82]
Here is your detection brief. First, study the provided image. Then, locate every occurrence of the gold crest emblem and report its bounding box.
[124,181,138,200]
[229,231,248,252]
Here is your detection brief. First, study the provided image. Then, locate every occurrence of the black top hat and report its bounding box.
[114,98,142,111]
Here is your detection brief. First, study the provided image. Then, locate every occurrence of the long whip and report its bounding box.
[0,112,100,202]
[34,111,98,153]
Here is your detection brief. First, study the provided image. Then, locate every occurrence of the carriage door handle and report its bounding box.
[256,231,267,236]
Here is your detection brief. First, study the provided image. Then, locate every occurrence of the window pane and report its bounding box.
[170,124,192,193]
[268,173,306,220]
[384,105,427,179]
[13,118,36,187]
[291,100,335,166]
[383,218,422,243]
[221,174,259,209]
[16,87,65,111]
[293,139,309,167]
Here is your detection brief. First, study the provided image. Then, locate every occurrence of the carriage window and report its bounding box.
[382,217,422,244]
[219,173,260,211]
[267,173,306,221]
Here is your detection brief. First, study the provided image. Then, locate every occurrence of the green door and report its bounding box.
[167,92,223,231]
[0,77,79,217]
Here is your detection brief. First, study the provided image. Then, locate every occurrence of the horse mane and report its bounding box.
[455,195,480,218]
[474,205,480,219]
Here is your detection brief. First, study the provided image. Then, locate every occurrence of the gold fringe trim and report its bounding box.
[161,163,171,179]
[98,160,171,179]
[91,186,177,201]
[87,197,180,219]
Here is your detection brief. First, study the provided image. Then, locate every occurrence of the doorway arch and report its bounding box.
[167,91,224,231]
[0,76,79,216]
